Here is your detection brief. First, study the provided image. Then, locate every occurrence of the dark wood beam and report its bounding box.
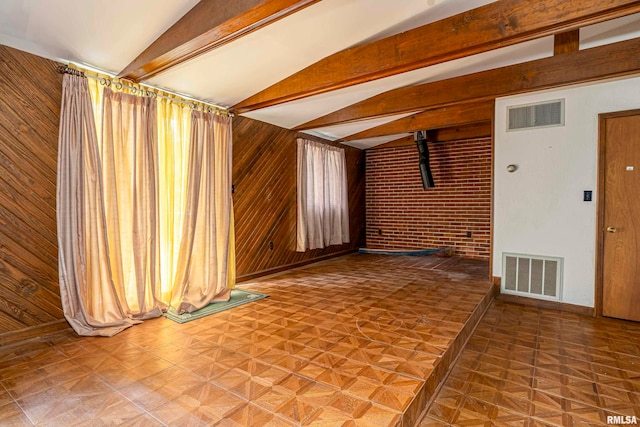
[433,122,492,143]
[554,29,580,55]
[233,0,640,113]
[119,0,320,81]
[370,122,493,150]
[373,135,414,149]
[341,101,494,141]
[296,37,640,130]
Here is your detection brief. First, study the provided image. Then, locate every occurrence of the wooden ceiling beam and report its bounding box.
[372,135,415,150]
[296,36,640,130]
[554,30,580,55]
[341,101,494,142]
[233,0,640,113]
[432,122,492,143]
[370,122,493,150]
[118,0,320,81]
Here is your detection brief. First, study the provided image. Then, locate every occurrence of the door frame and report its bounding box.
[595,108,640,317]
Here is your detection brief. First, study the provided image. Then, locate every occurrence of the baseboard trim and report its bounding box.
[495,292,595,317]
[0,319,70,347]
[237,249,358,283]
[491,276,501,296]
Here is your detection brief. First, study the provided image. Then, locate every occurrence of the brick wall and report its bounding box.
[366,138,492,259]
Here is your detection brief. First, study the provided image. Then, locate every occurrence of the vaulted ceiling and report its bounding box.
[1,0,640,148]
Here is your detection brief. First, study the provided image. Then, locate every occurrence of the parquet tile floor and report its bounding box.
[418,301,640,426]
[0,254,492,426]
[2,253,638,426]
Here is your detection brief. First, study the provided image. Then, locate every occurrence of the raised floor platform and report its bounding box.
[0,253,493,426]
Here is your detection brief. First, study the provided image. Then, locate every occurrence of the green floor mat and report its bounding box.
[163,289,268,324]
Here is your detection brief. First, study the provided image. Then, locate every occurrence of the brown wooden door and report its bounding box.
[602,113,640,322]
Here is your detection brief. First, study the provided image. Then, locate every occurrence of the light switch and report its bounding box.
[584,190,592,202]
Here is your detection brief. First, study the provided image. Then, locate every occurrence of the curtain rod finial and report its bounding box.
[57,65,84,77]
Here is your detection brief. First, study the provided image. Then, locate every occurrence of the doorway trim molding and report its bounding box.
[595,108,640,317]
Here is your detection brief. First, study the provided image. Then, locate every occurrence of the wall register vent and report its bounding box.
[507,99,564,131]
[502,253,563,301]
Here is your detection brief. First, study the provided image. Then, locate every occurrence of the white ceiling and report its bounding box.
[1,0,639,149]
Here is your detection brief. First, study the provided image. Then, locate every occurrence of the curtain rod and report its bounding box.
[57,65,233,117]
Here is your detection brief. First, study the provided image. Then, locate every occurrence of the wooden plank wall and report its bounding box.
[233,116,366,279]
[0,46,66,343]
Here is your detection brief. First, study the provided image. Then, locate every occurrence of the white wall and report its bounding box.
[493,75,640,308]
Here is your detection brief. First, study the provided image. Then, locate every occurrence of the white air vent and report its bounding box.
[502,253,563,301]
[507,99,564,131]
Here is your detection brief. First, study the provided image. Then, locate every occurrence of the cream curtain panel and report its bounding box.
[101,88,165,320]
[57,73,235,336]
[57,74,139,336]
[170,111,234,313]
[156,93,191,303]
[296,139,349,251]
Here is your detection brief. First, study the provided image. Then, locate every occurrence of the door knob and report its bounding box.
[606,226,617,233]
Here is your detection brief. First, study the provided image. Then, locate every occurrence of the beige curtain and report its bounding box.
[58,72,236,335]
[156,94,191,303]
[101,88,165,319]
[57,74,138,336]
[171,111,235,313]
[296,139,350,251]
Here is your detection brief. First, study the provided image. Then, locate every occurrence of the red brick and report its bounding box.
[366,138,492,260]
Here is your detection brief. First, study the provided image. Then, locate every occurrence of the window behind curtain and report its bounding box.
[296,138,349,251]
